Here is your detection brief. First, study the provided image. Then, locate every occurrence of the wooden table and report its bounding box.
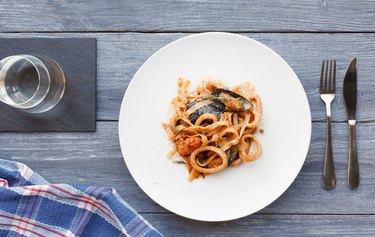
[1,1,375,236]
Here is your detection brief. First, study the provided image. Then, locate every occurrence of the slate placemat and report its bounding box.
[0,38,96,132]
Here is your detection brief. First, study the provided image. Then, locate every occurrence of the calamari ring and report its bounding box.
[238,134,262,162]
[246,94,262,128]
[219,127,240,152]
[219,127,238,141]
[190,146,228,174]
[195,113,218,126]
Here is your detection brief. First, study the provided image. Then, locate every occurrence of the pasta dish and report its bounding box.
[163,78,262,181]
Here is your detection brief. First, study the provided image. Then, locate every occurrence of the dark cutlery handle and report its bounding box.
[323,116,336,190]
[348,123,359,189]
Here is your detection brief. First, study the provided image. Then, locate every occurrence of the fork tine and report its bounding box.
[320,60,325,91]
[329,60,333,91]
[333,60,336,92]
[324,60,328,90]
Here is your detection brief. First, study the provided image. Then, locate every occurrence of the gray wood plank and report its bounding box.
[99,32,375,122]
[1,121,374,214]
[1,1,375,32]
[1,32,373,122]
[143,214,375,236]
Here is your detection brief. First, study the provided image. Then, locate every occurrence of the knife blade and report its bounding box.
[343,58,357,120]
[343,57,359,189]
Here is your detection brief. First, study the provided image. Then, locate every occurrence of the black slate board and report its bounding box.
[0,38,96,132]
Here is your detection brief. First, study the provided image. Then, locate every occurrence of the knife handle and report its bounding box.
[348,121,359,189]
[323,116,336,190]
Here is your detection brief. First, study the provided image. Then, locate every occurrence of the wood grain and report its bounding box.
[1,1,375,32]
[1,121,374,214]
[1,1,375,235]
[1,32,374,122]
[143,214,375,236]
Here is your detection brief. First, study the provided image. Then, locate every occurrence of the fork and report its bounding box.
[320,60,336,190]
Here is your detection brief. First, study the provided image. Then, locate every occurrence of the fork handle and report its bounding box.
[323,116,336,190]
[348,122,359,189]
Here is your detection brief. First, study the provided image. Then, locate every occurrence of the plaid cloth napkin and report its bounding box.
[0,158,163,237]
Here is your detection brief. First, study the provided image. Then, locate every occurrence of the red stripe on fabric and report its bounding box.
[28,195,40,219]
[70,187,97,234]
[49,185,113,215]
[73,187,101,233]
[48,185,125,234]
[0,180,7,187]
[19,194,34,219]
[49,185,119,224]
[0,214,66,237]
[133,223,148,237]
[0,223,45,237]
[20,186,116,223]
[129,220,142,233]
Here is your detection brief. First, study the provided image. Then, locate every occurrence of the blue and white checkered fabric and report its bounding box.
[0,158,163,237]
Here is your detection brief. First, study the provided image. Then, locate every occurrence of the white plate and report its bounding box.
[119,32,311,221]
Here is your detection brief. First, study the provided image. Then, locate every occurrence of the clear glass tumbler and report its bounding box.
[0,54,65,113]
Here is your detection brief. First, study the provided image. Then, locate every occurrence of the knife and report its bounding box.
[343,57,359,189]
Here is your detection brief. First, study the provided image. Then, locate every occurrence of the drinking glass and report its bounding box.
[0,54,65,113]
